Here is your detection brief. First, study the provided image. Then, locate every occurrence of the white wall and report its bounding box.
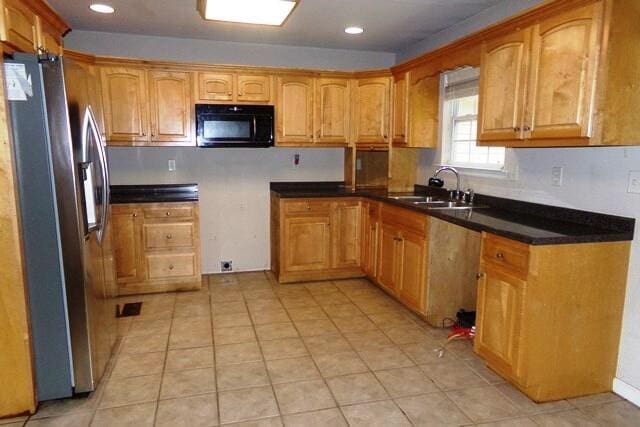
[64,31,396,70]
[107,147,344,274]
[396,0,544,63]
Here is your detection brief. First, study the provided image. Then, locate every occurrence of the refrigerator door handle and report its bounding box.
[85,106,109,243]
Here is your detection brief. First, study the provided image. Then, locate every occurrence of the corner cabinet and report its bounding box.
[272,197,364,283]
[474,233,630,402]
[111,202,202,295]
[352,77,391,150]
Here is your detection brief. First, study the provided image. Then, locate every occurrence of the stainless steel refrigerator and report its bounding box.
[6,53,117,401]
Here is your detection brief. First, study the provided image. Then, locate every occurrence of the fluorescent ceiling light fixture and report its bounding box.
[198,0,298,26]
[345,26,364,35]
[89,3,115,14]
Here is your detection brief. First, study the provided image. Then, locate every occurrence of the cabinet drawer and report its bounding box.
[144,206,194,219]
[144,223,194,249]
[283,200,332,215]
[483,234,529,277]
[147,253,196,279]
[380,204,428,234]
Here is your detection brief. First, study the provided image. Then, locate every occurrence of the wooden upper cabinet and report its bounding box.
[408,66,439,148]
[475,262,526,381]
[148,70,193,144]
[276,75,314,145]
[353,77,390,148]
[478,29,531,143]
[392,72,408,145]
[35,15,61,55]
[198,72,234,102]
[1,0,37,53]
[237,74,270,103]
[526,3,603,141]
[101,67,150,144]
[331,201,361,269]
[315,78,350,145]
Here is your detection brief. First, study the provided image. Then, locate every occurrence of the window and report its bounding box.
[440,68,505,171]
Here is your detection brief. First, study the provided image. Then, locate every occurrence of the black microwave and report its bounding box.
[196,104,274,147]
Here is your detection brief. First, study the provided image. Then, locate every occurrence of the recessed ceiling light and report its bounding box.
[89,4,115,14]
[345,26,364,35]
[198,0,298,26]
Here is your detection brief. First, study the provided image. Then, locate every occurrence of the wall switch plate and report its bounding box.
[293,153,300,169]
[220,260,233,272]
[168,159,176,171]
[628,171,640,194]
[551,166,563,187]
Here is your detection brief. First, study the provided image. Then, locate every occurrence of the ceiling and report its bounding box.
[50,0,505,52]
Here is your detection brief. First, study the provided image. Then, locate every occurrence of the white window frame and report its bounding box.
[438,68,509,177]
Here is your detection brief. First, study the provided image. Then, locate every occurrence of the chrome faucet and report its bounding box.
[431,166,463,200]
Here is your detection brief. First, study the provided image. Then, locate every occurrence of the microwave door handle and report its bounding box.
[87,106,109,242]
[253,116,257,141]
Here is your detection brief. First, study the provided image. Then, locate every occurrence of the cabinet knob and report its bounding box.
[513,127,521,132]
[166,234,173,240]
[228,92,232,96]
[523,125,531,132]
[496,252,505,259]
[383,135,388,139]
[166,211,171,216]
[168,264,175,270]
[132,213,138,217]
[476,272,485,280]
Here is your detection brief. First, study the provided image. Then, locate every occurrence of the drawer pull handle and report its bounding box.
[166,234,173,240]
[496,252,505,259]
[168,264,175,270]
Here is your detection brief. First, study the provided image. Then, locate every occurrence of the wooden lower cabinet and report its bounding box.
[111,202,201,295]
[474,233,630,402]
[360,201,379,279]
[272,197,364,283]
[375,205,428,314]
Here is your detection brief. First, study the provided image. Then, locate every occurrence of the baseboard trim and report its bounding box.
[613,378,640,407]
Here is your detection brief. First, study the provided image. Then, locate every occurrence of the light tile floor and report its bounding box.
[7,272,640,426]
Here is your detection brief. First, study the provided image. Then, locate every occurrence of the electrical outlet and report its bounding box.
[628,171,640,194]
[168,159,176,171]
[293,153,300,169]
[551,166,563,187]
[220,261,233,272]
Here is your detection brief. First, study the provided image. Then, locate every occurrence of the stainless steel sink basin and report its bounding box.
[388,195,438,203]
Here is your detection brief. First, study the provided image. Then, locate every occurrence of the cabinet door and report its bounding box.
[237,74,271,103]
[35,16,62,55]
[361,205,378,279]
[478,29,530,143]
[100,67,150,144]
[112,207,144,284]
[282,215,331,272]
[399,231,427,313]
[377,223,400,293]
[276,76,315,145]
[475,263,526,380]
[407,65,439,148]
[315,78,350,145]
[353,77,390,147]
[392,72,408,145]
[526,3,603,141]
[1,0,37,53]
[197,72,234,102]
[331,201,361,269]
[148,71,193,144]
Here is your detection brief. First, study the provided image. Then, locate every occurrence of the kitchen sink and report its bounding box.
[388,195,438,203]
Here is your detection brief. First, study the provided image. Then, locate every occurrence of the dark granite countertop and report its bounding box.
[270,182,635,245]
[110,184,199,204]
